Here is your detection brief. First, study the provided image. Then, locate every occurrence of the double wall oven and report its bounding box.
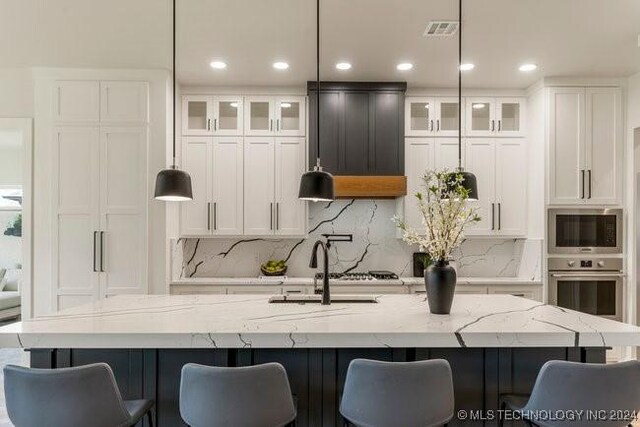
[548,209,624,321]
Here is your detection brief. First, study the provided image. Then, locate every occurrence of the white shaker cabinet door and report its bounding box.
[53,81,100,123]
[404,138,434,230]
[465,139,496,235]
[182,95,214,136]
[548,87,585,205]
[244,137,275,235]
[99,127,148,296]
[585,87,622,205]
[244,97,275,136]
[275,97,306,137]
[434,138,462,170]
[100,81,148,123]
[275,138,306,236]
[51,127,101,310]
[180,137,213,235]
[212,96,243,136]
[212,137,244,235]
[495,139,527,237]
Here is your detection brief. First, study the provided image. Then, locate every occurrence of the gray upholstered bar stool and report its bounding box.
[4,363,154,427]
[340,358,454,427]
[179,362,297,427]
[499,360,640,427]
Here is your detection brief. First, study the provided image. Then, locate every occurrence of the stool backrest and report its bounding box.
[180,362,296,427]
[523,360,640,427]
[340,358,454,427]
[4,363,131,427]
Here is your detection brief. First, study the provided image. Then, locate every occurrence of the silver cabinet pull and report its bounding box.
[491,203,495,230]
[100,231,105,272]
[207,202,211,230]
[270,203,274,230]
[588,169,592,199]
[207,118,211,131]
[580,170,585,199]
[498,203,501,230]
[93,231,98,272]
[213,202,217,230]
[491,120,495,132]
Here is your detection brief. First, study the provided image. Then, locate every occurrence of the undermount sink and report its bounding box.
[268,295,379,304]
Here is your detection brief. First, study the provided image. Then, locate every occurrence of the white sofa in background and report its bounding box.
[0,268,21,321]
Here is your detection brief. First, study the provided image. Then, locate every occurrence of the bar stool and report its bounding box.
[499,360,640,427]
[179,362,296,427]
[340,358,454,427]
[4,363,154,427]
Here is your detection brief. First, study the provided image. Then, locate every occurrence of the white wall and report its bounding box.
[0,68,34,117]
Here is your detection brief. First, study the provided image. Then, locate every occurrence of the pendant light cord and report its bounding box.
[315,0,321,168]
[172,0,177,167]
[457,0,462,170]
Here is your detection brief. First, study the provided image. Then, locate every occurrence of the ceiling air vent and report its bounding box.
[423,21,459,37]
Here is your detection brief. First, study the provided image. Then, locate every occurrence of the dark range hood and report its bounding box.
[308,81,407,198]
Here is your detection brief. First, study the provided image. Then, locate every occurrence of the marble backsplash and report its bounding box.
[173,199,541,280]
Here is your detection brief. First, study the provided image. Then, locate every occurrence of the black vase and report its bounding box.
[424,260,457,314]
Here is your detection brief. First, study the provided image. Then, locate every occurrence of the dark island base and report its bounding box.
[31,347,605,427]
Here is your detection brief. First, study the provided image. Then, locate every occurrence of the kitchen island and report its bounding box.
[1,294,639,426]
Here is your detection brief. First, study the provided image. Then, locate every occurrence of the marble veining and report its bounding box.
[173,200,539,281]
[1,294,639,349]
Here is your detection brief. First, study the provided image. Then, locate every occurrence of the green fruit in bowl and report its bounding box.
[261,260,287,276]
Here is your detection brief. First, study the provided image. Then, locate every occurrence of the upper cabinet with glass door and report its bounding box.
[465,97,525,137]
[244,96,306,137]
[405,97,463,137]
[181,95,243,136]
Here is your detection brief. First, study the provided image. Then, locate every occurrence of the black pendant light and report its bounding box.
[453,0,478,201]
[298,0,334,202]
[154,0,193,201]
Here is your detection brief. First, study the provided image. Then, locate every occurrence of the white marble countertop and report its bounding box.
[0,294,635,349]
[171,276,542,286]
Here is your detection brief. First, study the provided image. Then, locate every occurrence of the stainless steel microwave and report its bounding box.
[548,209,622,254]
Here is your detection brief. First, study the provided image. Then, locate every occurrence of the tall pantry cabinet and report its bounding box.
[50,81,149,311]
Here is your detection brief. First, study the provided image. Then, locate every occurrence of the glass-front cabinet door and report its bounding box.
[275,96,306,136]
[405,97,435,136]
[496,98,525,137]
[182,95,213,136]
[213,96,243,136]
[435,98,462,137]
[465,97,495,137]
[244,96,275,136]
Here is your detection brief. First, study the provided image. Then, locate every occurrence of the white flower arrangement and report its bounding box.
[393,170,480,262]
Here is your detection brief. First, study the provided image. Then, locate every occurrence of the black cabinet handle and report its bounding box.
[277,119,280,132]
[498,203,501,230]
[207,202,211,230]
[270,203,273,230]
[93,231,98,272]
[429,120,434,131]
[491,120,495,132]
[580,170,585,199]
[213,202,217,230]
[491,203,495,230]
[100,231,105,272]
[588,169,592,199]
[270,119,273,131]
[276,203,280,230]
[498,120,502,132]
[207,118,211,131]
[214,118,217,131]
[436,119,440,132]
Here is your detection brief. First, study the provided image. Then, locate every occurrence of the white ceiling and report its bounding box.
[1,0,640,89]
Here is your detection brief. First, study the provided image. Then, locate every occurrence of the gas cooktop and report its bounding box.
[314,271,399,281]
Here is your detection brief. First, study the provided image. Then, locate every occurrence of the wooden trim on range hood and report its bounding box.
[333,176,407,198]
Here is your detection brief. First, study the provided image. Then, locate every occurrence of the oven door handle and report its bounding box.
[550,273,625,278]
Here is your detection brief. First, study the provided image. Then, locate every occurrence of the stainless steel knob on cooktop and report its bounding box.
[567,260,576,267]
[597,260,605,267]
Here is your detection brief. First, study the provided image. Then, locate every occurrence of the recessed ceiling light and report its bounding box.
[336,62,352,70]
[397,63,413,71]
[460,63,475,71]
[472,103,485,109]
[519,63,537,72]
[273,61,289,70]
[210,61,227,69]
[281,102,292,108]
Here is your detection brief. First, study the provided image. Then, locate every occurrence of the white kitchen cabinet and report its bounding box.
[244,96,306,137]
[404,138,434,230]
[180,137,244,236]
[466,97,525,137]
[100,81,148,123]
[181,95,243,136]
[435,138,463,170]
[227,286,282,295]
[466,139,527,237]
[52,125,148,309]
[53,81,100,123]
[275,138,306,235]
[487,286,542,302]
[548,87,622,205]
[244,137,306,236]
[405,97,462,137]
[331,286,408,294]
